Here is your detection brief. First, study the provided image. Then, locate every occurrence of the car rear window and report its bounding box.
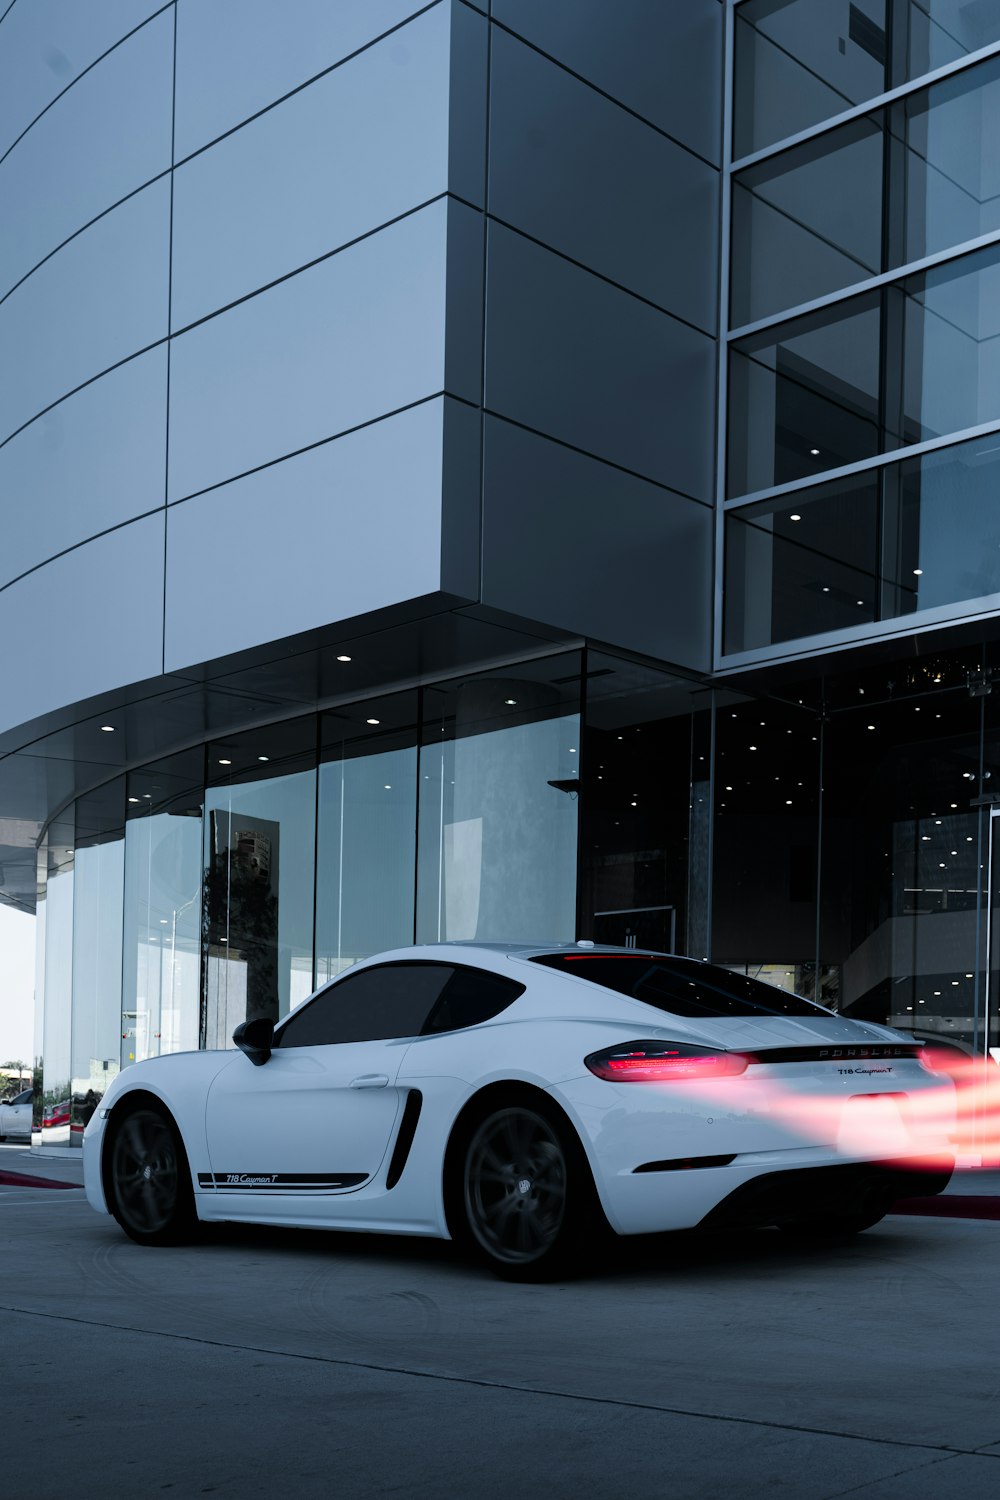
[530,954,828,1019]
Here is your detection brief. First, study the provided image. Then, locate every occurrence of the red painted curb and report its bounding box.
[891,1195,1000,1221]
[0,1169,80,1190]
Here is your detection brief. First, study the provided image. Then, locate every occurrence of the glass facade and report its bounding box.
[725,0,1000,656]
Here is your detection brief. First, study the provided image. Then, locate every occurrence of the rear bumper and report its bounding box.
[698,1156,954,1231]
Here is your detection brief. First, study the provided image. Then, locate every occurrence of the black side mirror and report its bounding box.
[233,1017,274,1066]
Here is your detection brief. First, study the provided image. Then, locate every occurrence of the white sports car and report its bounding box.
[83,944,956,1278]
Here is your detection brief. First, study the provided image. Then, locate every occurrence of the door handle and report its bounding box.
[350,1074,390,1089]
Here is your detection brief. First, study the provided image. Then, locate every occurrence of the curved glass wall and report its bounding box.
[30,644,1000,1152]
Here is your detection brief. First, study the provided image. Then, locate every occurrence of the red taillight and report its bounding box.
[585,1042,749,1082]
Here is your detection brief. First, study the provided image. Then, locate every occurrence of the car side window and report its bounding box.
[423,967,525,1034]
[275,963,455,1047]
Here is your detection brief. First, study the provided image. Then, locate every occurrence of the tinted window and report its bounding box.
[276,963,454,1047]
[424,967,525,1034]
[531,954,828,1019]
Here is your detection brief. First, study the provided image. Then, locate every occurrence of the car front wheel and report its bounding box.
[107,1103,197,1246]
[458,1100,606,1280]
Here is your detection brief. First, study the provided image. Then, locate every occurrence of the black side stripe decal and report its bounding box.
[197,1172,367,1191]
[385,1089,423,1190]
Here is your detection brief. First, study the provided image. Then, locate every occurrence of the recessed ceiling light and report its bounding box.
[366,718,380,726]
[725,785,733,791]
[822,586,830,593]
[867,724,875,730]
[785,799,792,805]
[336,654,352,662]
[218,758,232,766]
[384,784,392,790]
[790,513,802,521]
[809,447,820,456]
[128,796,140,804]
[749,744,758,751]
[100,725,115,732]
[504,698,517,706]
[569,747,577,753]
[258,755,269,762]
[160,919,168,925]
[913,568,923,576]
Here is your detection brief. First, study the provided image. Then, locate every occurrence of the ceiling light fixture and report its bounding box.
[100,725,115,733]
[336,654,352,662]
[366,718,380,726]
[218,758,232,766]
[790,513,801,522]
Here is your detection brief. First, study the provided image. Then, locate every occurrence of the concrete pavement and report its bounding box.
[1,1145,999,1498]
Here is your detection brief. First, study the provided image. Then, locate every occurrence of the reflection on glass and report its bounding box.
[39,842,73,1149]
[416,660,581,944]
[579,654,698,956]
[734,0,1000,159]
[122,752,204,1068]
[883,431,1000,615]
[202,725,316,1047]
[725,471,879,652]
[315,696,418,984]
[71,787,125,1140]
[711,695,822,997]
[728,293,880,496]
[730,240,1000,500]
[731,115,884,326]
[734,0,887,157]
[898,241,1000,445]
[903,54,1000,263]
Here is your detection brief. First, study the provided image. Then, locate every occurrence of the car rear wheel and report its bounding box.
[457,1100,606,1280]
[107,1103,197,1246]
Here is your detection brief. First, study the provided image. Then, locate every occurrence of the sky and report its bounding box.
[0,904,35,1064]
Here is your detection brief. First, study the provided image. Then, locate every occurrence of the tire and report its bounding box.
[454,1098,608,1281]
[106,1102,198,1247]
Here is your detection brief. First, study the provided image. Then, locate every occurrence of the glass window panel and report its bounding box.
[905,0,1000,78]
[731,114,884,326]
[70,785,125,1138]
[734,0,887,158]
[122,751,204,1067]
[39,837,73,1148]
[725,472,880,652]
[277,962,453,1047]
[0,11,172,304]
[899,240,1000,444]
[202,721,316,1048]
[711,695,822,998]
[315,694,418,983]
[882,431,1000,615]
[734,0,1000,158]
[423,966,525,1034]
[416,656,581,945]
[903,54,1000,263]
[728,294,881,496]
[580,654,700,956]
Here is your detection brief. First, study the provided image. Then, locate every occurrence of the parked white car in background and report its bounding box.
[83,944,957,1278]
[0,1087,32,1140]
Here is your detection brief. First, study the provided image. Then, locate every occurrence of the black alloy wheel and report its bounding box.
[108,1105,196,1246]
[461,1102,604,1279]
